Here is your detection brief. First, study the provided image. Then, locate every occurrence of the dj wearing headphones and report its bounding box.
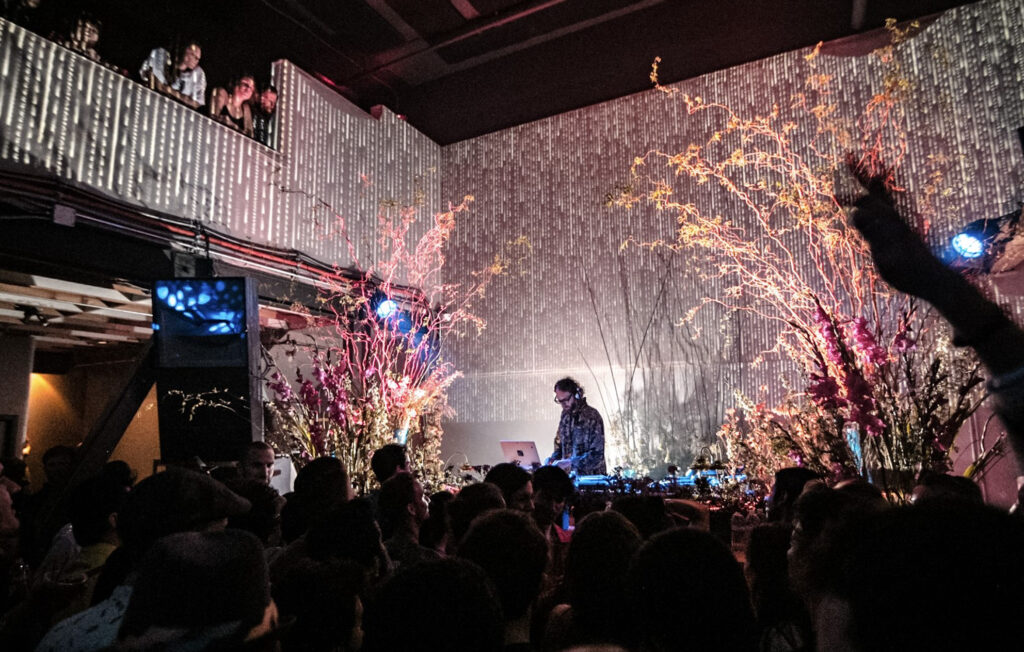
[547,377,606,476]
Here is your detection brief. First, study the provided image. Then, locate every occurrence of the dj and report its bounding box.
[547,377,606,476]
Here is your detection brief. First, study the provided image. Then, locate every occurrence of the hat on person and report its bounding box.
[117,468,251,560]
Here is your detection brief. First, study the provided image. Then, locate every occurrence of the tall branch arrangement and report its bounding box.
[617,29,985,498]
[266,192,521,493]
[582,253,733,474]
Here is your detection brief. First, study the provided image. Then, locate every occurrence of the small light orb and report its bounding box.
[375,299,399,320]
[952,233,985,259]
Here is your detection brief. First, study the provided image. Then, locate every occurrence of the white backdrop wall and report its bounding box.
[440,0,1024,472]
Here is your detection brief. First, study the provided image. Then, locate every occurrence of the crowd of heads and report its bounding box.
[2,3,279,147]
[1,438,1023,651]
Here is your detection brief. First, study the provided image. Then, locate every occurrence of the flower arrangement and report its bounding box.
[618,27,986,499]
[265,192,522,493]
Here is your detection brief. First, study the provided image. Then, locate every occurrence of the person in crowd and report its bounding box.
[35,468,251,652]
[209,74,255,136]
[138,39,206,108]
[485,463,534,513]
[532,465,573,541]
[745,523,812,652]
[58,11,101,62]
[115,529,279,650]
[366,443,408,519]
[447,481,505,553]
[419,489,453,554]
[377,472,437,570]
[34,461,133,588]
[458,509,548,651]
[251,84,278,147]
[813,502,1024,651]
[543,511,643,651]
[767,467,820,524]
[0,456,28,493]
[548,377,606,475]
[787,483,888,601]
[273,556,365,652]
[99,461,135,490]
[238,441,276,487]
[0,459,22,573]
[273,498,389,590]
[610,495,673,540]
[371,443,409,486]
[56,474,127,612]
[911,470,984,505]
[0,471,129,649]
[531,465,573,587]
[279,455,350,542]
[664,496,712,531]
[227,479,285,550]
[628,527,758,651]
[362,558,504,652]
[19,444,76,568]
[0,457,26,603]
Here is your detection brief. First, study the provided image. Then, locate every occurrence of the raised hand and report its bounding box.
[837,158,952,301]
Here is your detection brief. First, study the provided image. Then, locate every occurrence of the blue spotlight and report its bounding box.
[375,298,399,320]
[950,212,1020,265]
[951,232,986,259]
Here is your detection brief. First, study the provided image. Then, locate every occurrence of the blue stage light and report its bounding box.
[951,232,985,259]
[375,298,399,320]
[949,211,1020,265]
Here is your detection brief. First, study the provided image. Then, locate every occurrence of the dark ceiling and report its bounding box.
[33,0,975,143]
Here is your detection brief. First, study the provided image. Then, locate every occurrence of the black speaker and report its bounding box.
[153,277,262,462]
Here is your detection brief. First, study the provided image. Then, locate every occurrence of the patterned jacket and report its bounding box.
[553,398,606,475]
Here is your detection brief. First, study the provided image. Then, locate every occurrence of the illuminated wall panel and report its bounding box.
[441,0,1024,464]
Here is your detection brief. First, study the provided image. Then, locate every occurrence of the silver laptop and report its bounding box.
[499,440,542,468]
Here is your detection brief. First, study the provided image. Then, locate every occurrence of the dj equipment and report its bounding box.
[574,469,749,492]
[576,474,614,489]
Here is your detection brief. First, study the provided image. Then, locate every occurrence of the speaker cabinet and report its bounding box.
[153,278,262,462]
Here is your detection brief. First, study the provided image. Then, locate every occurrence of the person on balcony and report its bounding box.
[139,39,207,109]
[250,84,278,147]
[2,0,49,35]
[209,74,255,137]
[58,11,101,62]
